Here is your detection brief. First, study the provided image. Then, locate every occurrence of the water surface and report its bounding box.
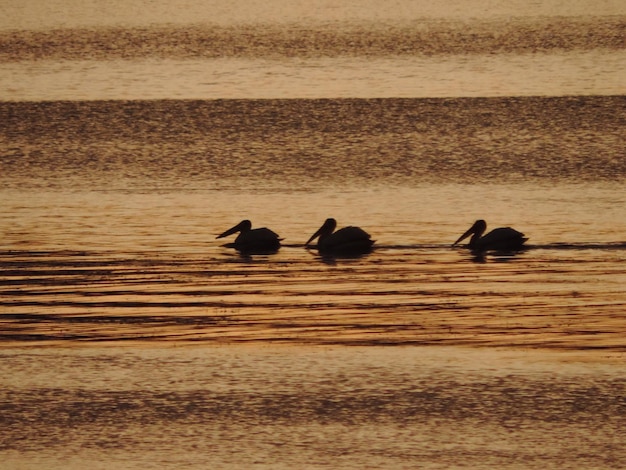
[1,2,625,468]
[1,97,625,348]
[1,345,624,470]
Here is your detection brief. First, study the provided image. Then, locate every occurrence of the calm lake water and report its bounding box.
[1,1,625,469]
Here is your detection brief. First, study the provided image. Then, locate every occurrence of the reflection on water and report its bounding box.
[2,3,625,468]
[2,97,625,190]
[1,15,624,100]
[0,346,624,469]
[3,0,625,30]
[3,51,625,100]
[3,18,624,60]
[1,242,625,349]
[1,96,625,349]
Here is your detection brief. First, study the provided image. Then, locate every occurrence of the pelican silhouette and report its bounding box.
[453,219,527,251]
[217,220,281,253]
[306,218,374,255]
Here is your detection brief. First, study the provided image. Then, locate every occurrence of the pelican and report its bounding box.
[306,218,374,254]
[453,219,527,251]
[217,220,281,253]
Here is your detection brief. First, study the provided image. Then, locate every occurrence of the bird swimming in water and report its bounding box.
[217,220,281,253]
[453,219,527,251]
[306,218,374,255]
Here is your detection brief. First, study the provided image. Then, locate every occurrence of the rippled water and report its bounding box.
[2,20,625,100]
[2,242,626,349]
[2,97,625,468]
[2,10,625,100]
[1,346,625,470]
[1,97,625,345]
[1,97,625,349]
[1,2,625,468]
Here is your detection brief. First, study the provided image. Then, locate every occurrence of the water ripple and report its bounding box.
[1,247,624,349]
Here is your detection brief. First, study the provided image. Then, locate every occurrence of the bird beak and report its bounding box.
[453,227,475,246]
[305,226,324,245]
[217,222,243,239]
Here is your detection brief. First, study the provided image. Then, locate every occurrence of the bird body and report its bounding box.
[217,220,281,253]
[306,218,374,255]
[453,219,527,251]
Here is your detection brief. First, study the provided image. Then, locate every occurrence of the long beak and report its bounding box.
[217,223,243,239]
[305,227,323,246]
[453,227,474,246]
